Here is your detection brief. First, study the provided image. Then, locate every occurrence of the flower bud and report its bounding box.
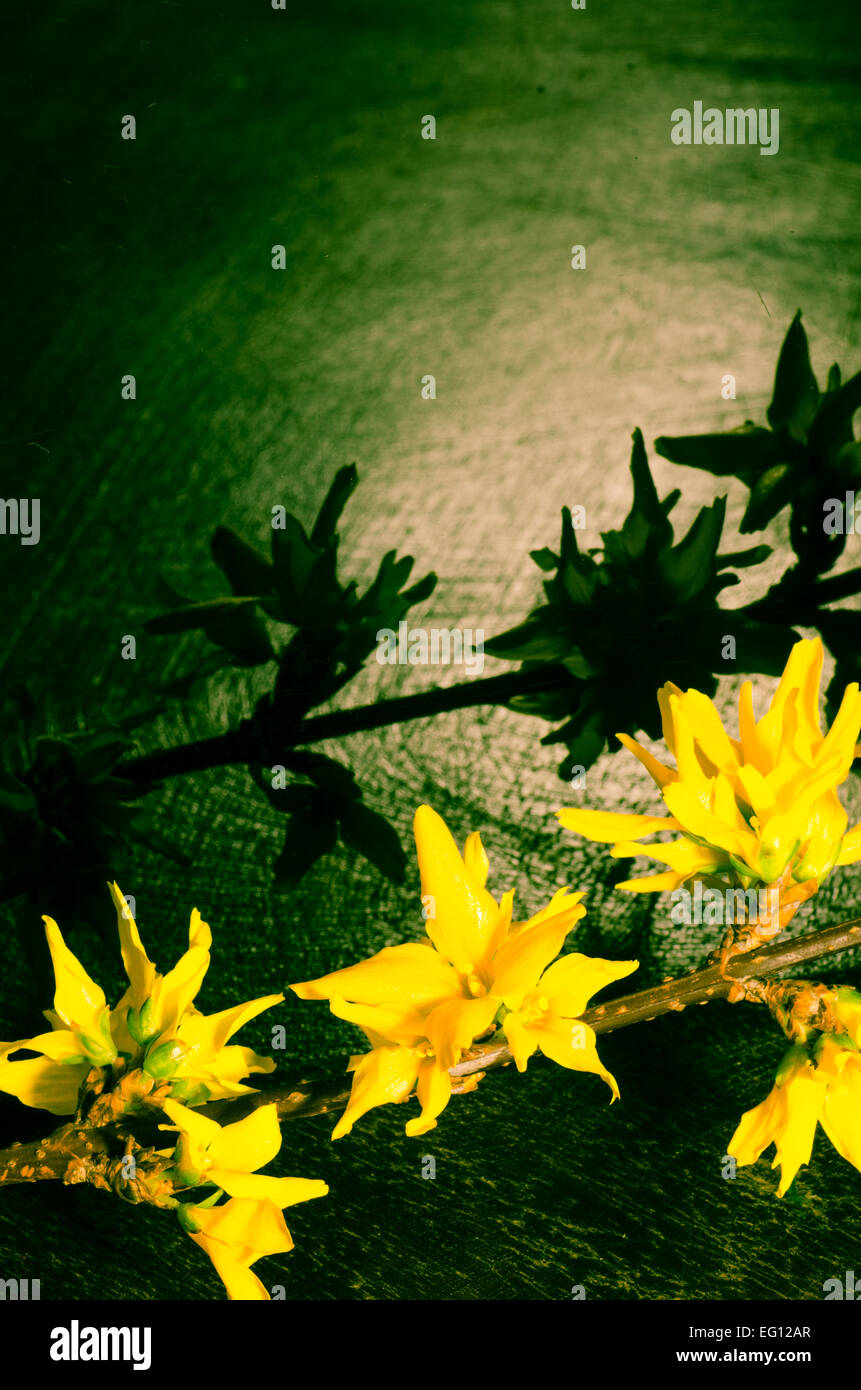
[144,1039,189,1079]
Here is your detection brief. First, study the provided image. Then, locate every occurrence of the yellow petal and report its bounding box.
[155,909,212,1035]
[13,1029,88,1063]
[190,1237,272,1301]
[489,906,584,1007]
[328,997,430,1046]
[0,1055,87,1115]
[738,680,769,773]
[535,1018,620,1098]
[292,943,459,1010]
[610,838,726,879]
[405,1059,452,1136]
[820,1059,861,1173]
[162,1098,222,1150]
[463,831,490,889]
[502,1010,538,1072]
[214,1172,329,1206]
[208,1104,283,1174]
[182,1045,277,1101]
[109,881,156,1011]
[190,1196,294,1257]
[556,808,677,843]
[537,953,638,1018]
[43,917,110,1043]
[414,805,501,973]
[836,822,861,866]
[673,689,741,777]
[423,996,498,1070]
[615,732,675,788]
[331,1046,421,1140]
[176,994,283,1059]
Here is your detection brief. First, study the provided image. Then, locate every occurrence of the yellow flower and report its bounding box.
[163,1099,328,1209]
[180,1197,299,1301]
[727,1035,861,1196]
[0,888,283,1115]
[293,805,636,1136]
[166,1102,328,1301]
[502,953,638,1097]
[558,638,861,893]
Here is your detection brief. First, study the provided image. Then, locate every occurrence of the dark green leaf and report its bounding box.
[211,526,274,597]
[654,426,781,480]
[767,311,820,440]
[310,463,359,545]
[338,800,406,883]
[144,596,265,635]
[715,544,772,569]
[809,369,861,455]
[273,808,339,890]
[739,463,796,533]
[530,547,558,572]
[659,497,726,600]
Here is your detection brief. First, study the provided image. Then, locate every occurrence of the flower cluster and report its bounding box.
[292,805,637,1137]
[728,988,861,1196]
[558,638,861,895]
[163,1101,327,1300]
[0,884,282,1115]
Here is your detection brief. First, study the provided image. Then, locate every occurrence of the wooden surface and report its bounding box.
[1,0,860,1300]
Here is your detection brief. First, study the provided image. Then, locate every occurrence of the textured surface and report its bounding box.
[1,0,860,1301]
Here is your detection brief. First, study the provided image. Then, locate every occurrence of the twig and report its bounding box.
[2,916,859,1183]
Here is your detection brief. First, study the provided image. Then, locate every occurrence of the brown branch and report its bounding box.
[2,915,859,1184]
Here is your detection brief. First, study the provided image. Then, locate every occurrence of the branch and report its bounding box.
[3,916,859,1185]
[117,666,573,784]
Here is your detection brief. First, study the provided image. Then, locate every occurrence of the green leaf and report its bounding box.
[530,547,558,572]
[659,497,726,600]
[284,750,361,800]
[716,544,772,569]
[767,311,820,440]
[654,426,780,481]
[211,526,275,597]
[310,463,358,545]
[144,596,265,635]
[338,800,407,883]
[273,808,339,890]
[485,619,569,662]
[739,463,796,533]
[620,428,672,559]
[809,369,861,456]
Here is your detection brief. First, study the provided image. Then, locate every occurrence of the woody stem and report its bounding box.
[2,915,859,1184]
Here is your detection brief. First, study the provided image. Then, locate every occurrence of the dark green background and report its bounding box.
[1,0,860,1299]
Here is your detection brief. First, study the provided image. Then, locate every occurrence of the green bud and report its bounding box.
[78,1008,118,1067]
[127,997,159,1047]
[167,1078,210,1106]
[144,1039,189,1079]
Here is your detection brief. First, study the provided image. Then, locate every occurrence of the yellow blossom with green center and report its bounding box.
[162,1098,328,1208]
[0,887,284,1115]
[727,1030,861,1196]
[292,804,637,1137]
[558,638,861,893]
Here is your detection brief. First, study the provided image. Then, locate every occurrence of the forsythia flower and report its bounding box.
[292,805,637,1137]
[558,638,861,893]
[727,1031,861,1197]
[165,1101,328,1301]
[0,885,282,1115]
